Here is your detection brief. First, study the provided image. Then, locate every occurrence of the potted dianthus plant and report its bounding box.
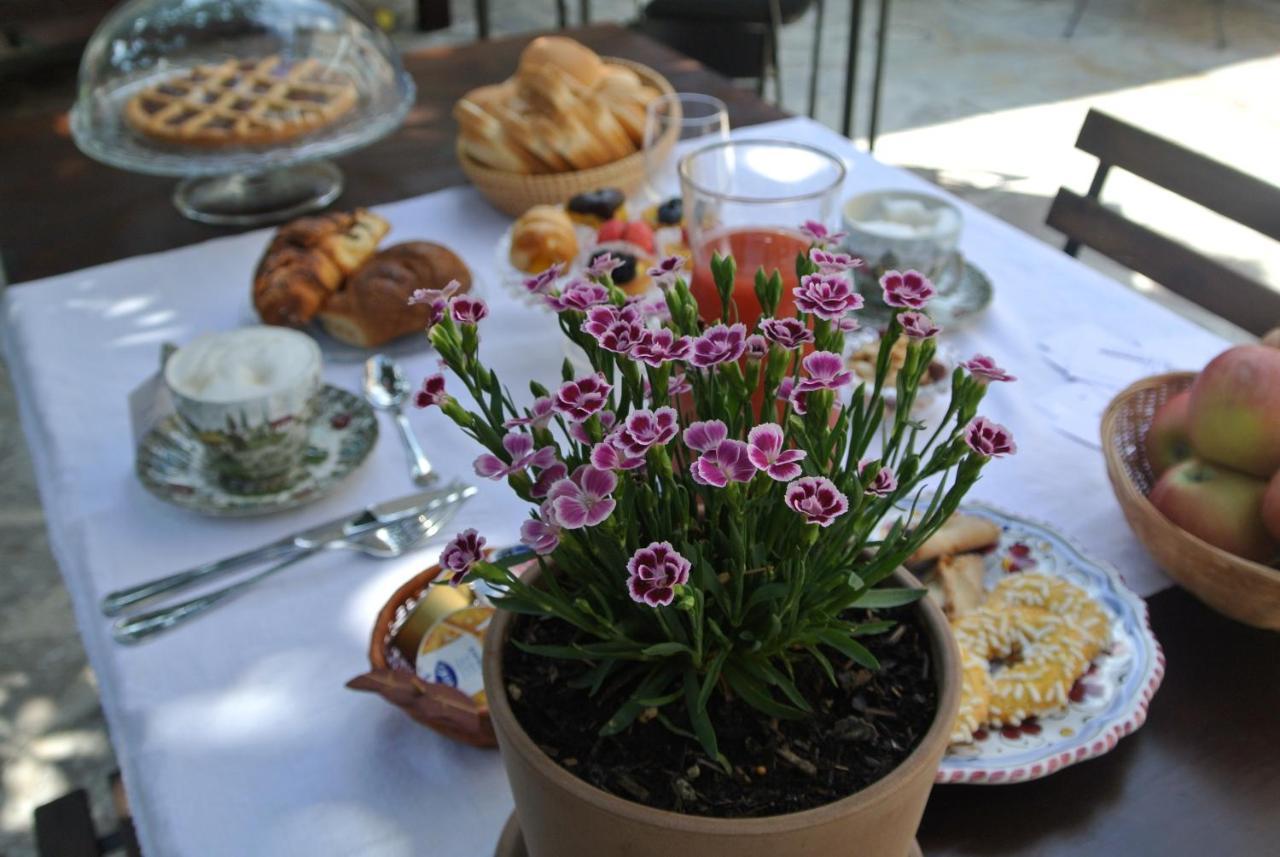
[414,226,1016,857]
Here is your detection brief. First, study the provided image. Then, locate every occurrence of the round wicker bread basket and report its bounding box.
[1101,372,1280,630]
[457,58,679,217]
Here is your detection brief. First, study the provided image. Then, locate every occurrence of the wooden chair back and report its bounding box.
[1047,109,1280,336]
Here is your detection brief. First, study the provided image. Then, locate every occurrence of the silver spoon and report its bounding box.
[363,354,435,485]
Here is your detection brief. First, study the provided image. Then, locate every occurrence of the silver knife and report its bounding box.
[100,482,476,616]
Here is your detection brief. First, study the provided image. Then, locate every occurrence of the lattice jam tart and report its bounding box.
[124,56,359,147]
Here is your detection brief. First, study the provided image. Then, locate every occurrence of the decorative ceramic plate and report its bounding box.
[934,503,1164,784]
[136,384,378,516]
[854,253,993,329]
[237,306,435,364]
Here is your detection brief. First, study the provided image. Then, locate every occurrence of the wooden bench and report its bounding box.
[1047,109,1280,337]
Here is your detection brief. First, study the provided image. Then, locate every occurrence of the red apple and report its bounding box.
[1263,471,1280,543]
[1150,459,1279,563]
[1186,345,1280,478]
[1144,390,1193,477]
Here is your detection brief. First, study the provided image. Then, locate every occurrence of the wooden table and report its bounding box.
[4,23,1278,857]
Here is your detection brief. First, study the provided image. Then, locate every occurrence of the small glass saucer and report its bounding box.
[136,384,377,516]
[853,253,994,329]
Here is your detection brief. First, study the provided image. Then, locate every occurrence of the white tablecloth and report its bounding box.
[1,118,1230,856]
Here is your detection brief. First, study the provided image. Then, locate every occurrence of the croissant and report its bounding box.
[509,205,578,273]
[253,209,389,325]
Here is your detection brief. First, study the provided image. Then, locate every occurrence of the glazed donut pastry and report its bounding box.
[253,209,389,326]
[510,205,579,273]
[951,641,993,744]
[952,605,1091,727]
[988,573,1111,660]
[317,242,473,347]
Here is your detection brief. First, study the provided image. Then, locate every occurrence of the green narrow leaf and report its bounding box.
[852,588,926,609]
[816,628,881,670]
[723,661,806,720]
[752,659,813,713]
[683,669,720,759]
[642,641,694,657]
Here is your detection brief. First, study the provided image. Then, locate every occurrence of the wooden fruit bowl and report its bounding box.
[456,58,678,217]
[1101,372,1280,630]
[347,563,497,748]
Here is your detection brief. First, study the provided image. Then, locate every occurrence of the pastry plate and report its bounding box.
[853,253,993,329]
[136,384,378,516]
[933,502,1164,784]
[495,219,678,309]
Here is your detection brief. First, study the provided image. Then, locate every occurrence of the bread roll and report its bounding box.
[253,209,388,326]
[907,514,1002,567]
[509,205,577,274]
[317,242,473,347]
[518,36,605,87]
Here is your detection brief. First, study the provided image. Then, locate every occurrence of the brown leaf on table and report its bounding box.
[347,668,496,748]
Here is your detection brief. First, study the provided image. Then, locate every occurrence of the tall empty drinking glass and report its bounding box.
[679,139,847,330]
[642,93,730,204]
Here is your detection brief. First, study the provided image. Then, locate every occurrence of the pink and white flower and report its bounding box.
[585,252,624,278]
[646,255,686,287]
[504,396,555,429]
[555,373,613,421]
[408,280,461,328]
[796,350,854,394]
[964,416,1017,458]
[630,328,692,367]
[530,461,567,498]
[784,476,849,527]
[450,295,488,325]
[810,248,861,272]
[760,317,814,350]
[626,541,691,607]
[690,323,747,368]
[837,316,860,332]
[614,407,679,457]
[962,354,1017,383]
[794,273,864,320]
[440,528,486,585]
[474,431,557,479]
[591,438,646,471]
[778,376,807,415]
[569,410,616,445]
[521,264,564,295]
[548,465,618,528]
[880,270,935,308]
[583,304,643,354]
[898,311,940,340]
[413,374,447,409]
[683,419,728,453]
[800,220,846,248]
[691,439,756,487]
[545,279,609,312]
[519,502,561,555]
[667,373,692,397]
[745,334,769,359]
[861,461,897,496]
[746,423,807,481]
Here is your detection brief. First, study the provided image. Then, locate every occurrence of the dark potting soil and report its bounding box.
[502,607,937,818]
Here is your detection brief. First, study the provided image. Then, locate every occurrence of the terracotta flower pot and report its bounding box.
[481,568,960,857]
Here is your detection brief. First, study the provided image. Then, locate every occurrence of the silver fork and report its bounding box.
[112,504,459,644]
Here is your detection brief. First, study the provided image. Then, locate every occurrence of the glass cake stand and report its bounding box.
[70,0,415,226]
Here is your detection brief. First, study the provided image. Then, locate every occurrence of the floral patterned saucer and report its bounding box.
[136,384,378,516]
[935,503,1164,784]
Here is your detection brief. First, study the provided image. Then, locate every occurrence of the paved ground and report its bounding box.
[1,0,1276,853]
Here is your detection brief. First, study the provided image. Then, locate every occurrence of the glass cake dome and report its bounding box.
[71,0,415,224]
